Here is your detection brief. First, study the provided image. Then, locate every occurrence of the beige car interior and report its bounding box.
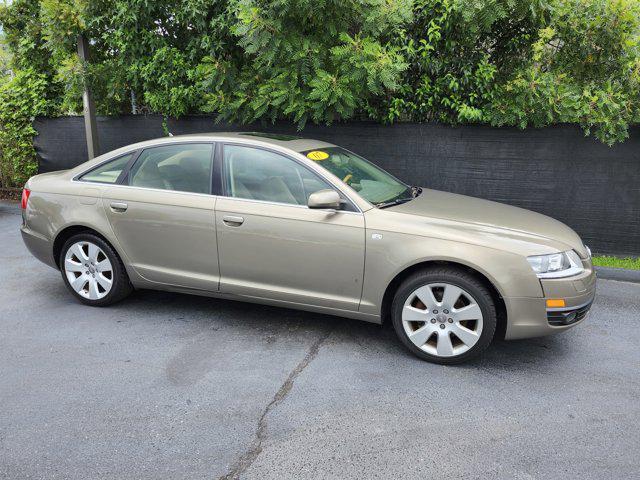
[225,146,329,205]
[129,146,213,194]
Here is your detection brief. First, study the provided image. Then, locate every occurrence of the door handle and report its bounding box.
[222,215,244,226]
[110,202,128,212]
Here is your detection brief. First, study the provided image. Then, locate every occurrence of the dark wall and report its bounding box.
[33,116,640,256]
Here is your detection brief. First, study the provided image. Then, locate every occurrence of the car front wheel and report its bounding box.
[60,233,132,306]
[391,267,497,364]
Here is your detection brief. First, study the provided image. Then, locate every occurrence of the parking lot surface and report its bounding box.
[1,200,639,479]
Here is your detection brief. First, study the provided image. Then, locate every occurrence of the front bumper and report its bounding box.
[546,300,593,326]
[504,265,596,340]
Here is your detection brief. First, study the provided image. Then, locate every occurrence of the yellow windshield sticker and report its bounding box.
[306,150,329,161]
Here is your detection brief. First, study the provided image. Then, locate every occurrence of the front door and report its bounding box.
[215,144,365,311]
[102,142,219,291]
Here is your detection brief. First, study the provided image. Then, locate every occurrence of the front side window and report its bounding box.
[80,153,134,184]
[128,143,213,194]
[223,145,334,205]
[300,147,413,206]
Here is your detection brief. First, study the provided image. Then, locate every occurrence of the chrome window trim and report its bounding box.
[217,194,363,215]
[73,181,217,200]
[72,140,218,183]
[73,174,362,214]
[219,141,363,214]
[71,137,367,213]
[72,140,217,195]
[72,150,140,183]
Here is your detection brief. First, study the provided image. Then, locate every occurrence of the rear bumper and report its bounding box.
[504,267,596,340]
[21,226,57,269]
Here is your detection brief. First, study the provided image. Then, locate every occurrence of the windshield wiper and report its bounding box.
[376,197,414,209]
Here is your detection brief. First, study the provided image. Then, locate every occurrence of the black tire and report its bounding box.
[59,233,133,306]
[391,266,497,364]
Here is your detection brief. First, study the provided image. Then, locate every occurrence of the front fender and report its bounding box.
[359,228,543,317]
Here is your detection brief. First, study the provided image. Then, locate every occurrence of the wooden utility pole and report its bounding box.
[77,34,99,159]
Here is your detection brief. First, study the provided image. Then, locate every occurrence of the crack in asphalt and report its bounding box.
[217,330,332,480]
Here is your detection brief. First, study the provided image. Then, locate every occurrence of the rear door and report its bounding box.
[102,142,219,291]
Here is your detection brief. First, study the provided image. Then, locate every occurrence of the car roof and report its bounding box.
[70,131,340,180]
[174,131,337,152]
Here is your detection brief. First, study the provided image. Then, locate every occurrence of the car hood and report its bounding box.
[387,188,588,257]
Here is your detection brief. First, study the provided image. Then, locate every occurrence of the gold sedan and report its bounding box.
[20,132,596,363]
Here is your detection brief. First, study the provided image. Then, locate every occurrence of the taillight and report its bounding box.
[21,188,31,210]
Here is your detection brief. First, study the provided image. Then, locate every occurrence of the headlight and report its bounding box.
[527,251,584,278]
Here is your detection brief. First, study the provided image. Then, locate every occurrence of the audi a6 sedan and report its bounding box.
[20,132,596,363]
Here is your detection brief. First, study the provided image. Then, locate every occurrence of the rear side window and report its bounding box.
[80,153,134,184]
[128,144,214,194]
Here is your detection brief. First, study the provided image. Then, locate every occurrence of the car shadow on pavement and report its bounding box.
[113,288,570,373]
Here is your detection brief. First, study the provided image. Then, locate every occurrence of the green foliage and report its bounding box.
[0,0,62,187]
[0,31,11,78]
[387,0,552,123]
[0,69,49,187]
[592,255,640,270]
[386,0,640,144]
[39,0,87,53]
[141,47,200,117]
[82,0,232,117]
[0,0,638,183]
[488,0,640,144]
[196,0,411,126]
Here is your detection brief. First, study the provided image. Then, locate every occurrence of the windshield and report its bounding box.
[300,147,413,206]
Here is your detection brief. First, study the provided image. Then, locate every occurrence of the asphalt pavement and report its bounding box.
[1,200,638,479]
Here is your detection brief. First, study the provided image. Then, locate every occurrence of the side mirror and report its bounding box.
[307,189,341,210]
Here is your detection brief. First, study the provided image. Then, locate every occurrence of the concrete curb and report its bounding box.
[595,266,640,283]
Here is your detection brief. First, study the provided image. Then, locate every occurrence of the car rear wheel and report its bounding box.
[60,233,132,306]
[391,267,497,364]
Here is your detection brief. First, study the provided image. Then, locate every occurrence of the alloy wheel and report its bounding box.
[64,241,114,300]
[401,283,484,357]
